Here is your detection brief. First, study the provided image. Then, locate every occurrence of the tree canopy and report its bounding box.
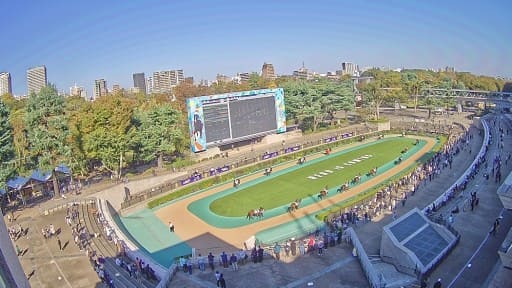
[0,100,15,189]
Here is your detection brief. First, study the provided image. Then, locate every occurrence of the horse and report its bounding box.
[337,183,349,193]
[394,157,403,165]
[351,175,361,185]
[287,200,301,213]
[401,147,409,154]
[317,189,328,200]
[247,207,264,220]
[246,209,256,220]
[367,167,377,177]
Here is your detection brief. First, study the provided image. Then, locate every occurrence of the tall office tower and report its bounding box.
[0,72,12,95]
[169,69,184,86]
[132,73,146,94]
[216,74,231,83]
[152,69,184,93]
[146,76,153,94]
[152,71,171,93]
[293,63,312,80]
[93,79,108,99]
[0,214,31,287]
[261,62,276,80]
[236,72,250,84]
[70,84,87,98]
[176,69,184,85]
[112,84,121,94]
[341,62,359,76]
[184,77,194,85]
[27,65,47,94]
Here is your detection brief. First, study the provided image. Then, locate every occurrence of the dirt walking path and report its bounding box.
[154,136,437,251]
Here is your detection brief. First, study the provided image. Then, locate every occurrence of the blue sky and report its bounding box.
[1,0,511,96]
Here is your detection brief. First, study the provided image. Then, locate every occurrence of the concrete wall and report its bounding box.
[0,213,31,288]
[380,229,420,276]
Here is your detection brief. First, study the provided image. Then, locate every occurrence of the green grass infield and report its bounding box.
[210,137,420,217]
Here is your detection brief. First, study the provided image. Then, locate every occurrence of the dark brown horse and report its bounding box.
[246,207,264,220]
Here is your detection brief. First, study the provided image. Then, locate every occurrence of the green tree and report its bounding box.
[313,79,355,121]
[83,95,136,178]
[281,80,322,131]
[0,100,15,191]
[65,96,91,177]
[25,85,71,195]
[133,103,184,169]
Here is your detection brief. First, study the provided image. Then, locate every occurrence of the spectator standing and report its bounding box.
[230,253,238,271]
[219,273,227,288]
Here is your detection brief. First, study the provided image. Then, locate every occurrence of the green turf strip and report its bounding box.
[209,137,417,217]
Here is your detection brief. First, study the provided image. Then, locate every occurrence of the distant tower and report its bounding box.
[341,62,359,76]
[261,63,276,80]
[0,72,12,95]
[112,84,121,94]
[27,65,47,95]
[93,79,108,99]
[132,72,146,94]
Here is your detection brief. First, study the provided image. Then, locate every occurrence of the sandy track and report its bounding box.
[154,136,437,250]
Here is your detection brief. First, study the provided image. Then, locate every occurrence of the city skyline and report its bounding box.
[1,0,511,96]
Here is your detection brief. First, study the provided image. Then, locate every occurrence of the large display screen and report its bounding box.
[186,88,286,152]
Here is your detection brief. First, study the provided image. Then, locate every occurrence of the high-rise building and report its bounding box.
[261,62,276,80]
[132,73,146,94]
[112,84,121,94]
[341,62,359,76]
[216,74,231,83]
[293,63,312,80]
[170,69,184,86]
[152,69,185,93]
[0,72,12,95]
[236,72,251,84]
[146,76,153,94]
[27,65,47,95]
[70,84,87,98]
[152,71,171,93]
[94,79,108,99]
[184,77,194,85]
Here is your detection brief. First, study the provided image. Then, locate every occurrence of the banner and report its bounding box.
[284,145,301,154]
[261,151,279,160]
[180,173,203,186]
[324,136,338,143]
[209,165,230,176]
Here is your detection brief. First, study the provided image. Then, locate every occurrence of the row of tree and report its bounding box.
[0,69,508,188]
